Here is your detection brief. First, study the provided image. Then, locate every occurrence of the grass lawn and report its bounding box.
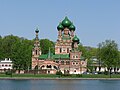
[0,73,120,79]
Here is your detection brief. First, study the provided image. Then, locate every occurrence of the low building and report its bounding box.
[0,58,13,72]
[90,57,120,73]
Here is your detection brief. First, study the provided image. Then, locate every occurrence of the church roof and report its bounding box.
[53,54,69,59]
[57,22,64,30]
[35,28,39,33]
[39,54,69,60]
[62,16,72,27]
[72,35,79,43]
[39,54,85,60]
[69,23,75,31]
[57,16,76,31]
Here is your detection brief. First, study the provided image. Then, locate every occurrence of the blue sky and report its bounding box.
[0,0,120,48]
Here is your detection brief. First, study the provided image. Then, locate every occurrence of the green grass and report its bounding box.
[80,74,120,78]
[0,73,120,78]
[0,73,59,78]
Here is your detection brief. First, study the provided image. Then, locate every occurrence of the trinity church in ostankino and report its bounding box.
[32,17,87,74]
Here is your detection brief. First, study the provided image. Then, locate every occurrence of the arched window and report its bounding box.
[61,61,64,65]
[36,50,37,55]
[9,65,11,67]
[54,66,58,70]
[66,61,70,65]
[5,65,8,67]
[76,55,78,58]
[67,48,69,53]
[47,65,52,68]
[60,48,62,53]
[41,65,45,69]
[56,61,59,63]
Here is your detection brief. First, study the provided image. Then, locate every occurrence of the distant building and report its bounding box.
[90,57,120,73]
[0,58,13,72]
[32,17,87,74]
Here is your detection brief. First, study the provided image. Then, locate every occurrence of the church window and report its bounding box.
[74,70,76,72]
[36,50,37,55]
[60,48,62,53]
[5,65,8,67]
[54,66,58,70]
[56,61,59,63]
[47,65,52,68]
[63,49,65,52]
[67,48,69,53]
[66,61,70,65]
[61,61,64,65]
[48,71,50,74]
[76,56,78,58]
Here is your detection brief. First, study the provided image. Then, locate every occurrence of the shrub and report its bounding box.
[56,70,62,75]
[104,71,109,75]
[76,74,82,77]
[5,70,12,75]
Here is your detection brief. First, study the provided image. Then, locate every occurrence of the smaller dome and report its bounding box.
[72,35,79,44]
[35,28,39,33]
[69,23,75,31]
[62,16,72,27]
[57,22,64,30]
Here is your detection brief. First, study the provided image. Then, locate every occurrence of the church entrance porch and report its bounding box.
[36,60,59,74]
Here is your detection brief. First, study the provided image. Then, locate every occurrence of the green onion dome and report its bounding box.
[69,23,75,31]
[57,22,64,30]
[62,16,72,27]
[72,35,79,44]
[35,28,39,33]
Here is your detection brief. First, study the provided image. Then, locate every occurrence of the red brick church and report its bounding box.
[32,17,87,74]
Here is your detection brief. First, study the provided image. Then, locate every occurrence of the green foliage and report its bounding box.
[40,39,55,54]
[5,70,12,75]
[78,45,97,59]
[97,40,119,68]
[0,35,33,71]
[76,74,82,77]
[104,71,109,75]
[56,70,62,75]
[78,44,97,72]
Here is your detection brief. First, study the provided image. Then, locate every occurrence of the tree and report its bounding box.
[97,40,119,77]
[40,39,55,54]
[0,35,33,73]
[12,38,33,72]
[0,36,3,59]
[78,44,97,72]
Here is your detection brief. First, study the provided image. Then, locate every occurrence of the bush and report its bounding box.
[104,71,109,75]
[5,70,12,75]
[56,70,62,75]
[76,74,82,77]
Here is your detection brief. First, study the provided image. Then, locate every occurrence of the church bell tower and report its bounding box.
[32,28,41,69]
